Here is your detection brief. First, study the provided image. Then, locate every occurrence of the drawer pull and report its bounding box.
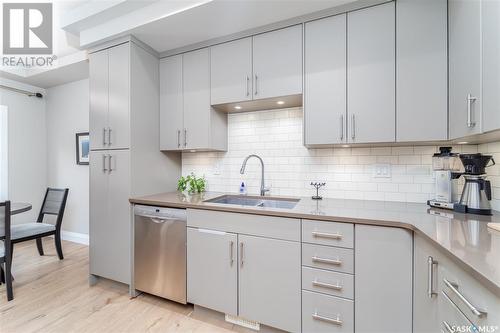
[442,321,454,333]
[312,280,342,291]
[312,256,342,266]
[312,231,342,240]
[443,278,487,318]
[312,312,342,326]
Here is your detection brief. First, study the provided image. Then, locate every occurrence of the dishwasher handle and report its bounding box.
[136,214,185,222]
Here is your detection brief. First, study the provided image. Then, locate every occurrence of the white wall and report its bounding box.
[46,79,89,235]
[183,108,483,203]
[0,78,47,223]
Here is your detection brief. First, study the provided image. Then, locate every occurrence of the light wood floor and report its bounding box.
[0,238,238,333]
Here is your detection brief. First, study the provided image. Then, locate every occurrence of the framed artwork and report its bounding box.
[76,132,89,165]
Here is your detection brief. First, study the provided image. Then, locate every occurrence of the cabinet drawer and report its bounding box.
[302,267,354,299]
[302,290,354,333]
[187,209,300,241]
[302,220,353,248]
[302,244,354,274]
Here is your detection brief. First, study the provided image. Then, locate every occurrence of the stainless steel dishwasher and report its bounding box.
[134,205,186,304]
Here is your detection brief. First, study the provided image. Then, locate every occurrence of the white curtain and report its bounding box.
[0,105,7,201]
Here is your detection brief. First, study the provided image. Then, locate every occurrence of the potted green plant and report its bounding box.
[177,173,206,194]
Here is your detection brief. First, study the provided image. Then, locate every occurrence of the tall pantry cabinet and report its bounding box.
[89,40,180,285]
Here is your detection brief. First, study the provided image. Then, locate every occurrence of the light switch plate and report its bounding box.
[373,164,391,178]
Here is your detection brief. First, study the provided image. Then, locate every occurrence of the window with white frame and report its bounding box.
[0,105,8,200]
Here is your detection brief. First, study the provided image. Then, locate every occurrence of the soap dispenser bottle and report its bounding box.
[239,182,247,195]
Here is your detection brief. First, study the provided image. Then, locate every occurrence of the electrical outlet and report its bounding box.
[373,164,391,178]
[213,161,221,175]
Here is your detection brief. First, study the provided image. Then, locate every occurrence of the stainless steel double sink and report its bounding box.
[204,195,299,209]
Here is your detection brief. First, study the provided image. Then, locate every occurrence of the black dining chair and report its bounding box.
[11,188,69,260]
[0,200,14,301]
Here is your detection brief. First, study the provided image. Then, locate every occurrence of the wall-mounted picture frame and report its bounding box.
[76,132,90,165]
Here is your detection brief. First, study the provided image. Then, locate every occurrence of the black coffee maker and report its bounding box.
[454,153,496,215]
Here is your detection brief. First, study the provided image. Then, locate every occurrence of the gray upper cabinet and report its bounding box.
[238,234,301,333]
[347,2,395,144]
[355,225,412,333]
[187,228,238,316]
[304,14,346,146]
[252,25,303,100]
[482,0,500,133]
[159,55,183,150]
[89,43,130,150]
[396,0,448,142]
[449,0,482,139]
[160,49,227,151]
[210,38,253,105]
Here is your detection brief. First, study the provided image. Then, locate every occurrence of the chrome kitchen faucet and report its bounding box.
[240,154,270,196]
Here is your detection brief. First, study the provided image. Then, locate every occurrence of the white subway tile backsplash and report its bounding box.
[181,108,500,206]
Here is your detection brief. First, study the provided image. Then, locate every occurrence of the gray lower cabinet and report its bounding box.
[355,225,413,333]
[187,228,237,316]
[238,234,301,333]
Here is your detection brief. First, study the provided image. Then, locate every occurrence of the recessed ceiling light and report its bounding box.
[190,150,196,153]
[341,145,350,148]
[457,141,468,145]
[234,105,242,110]
[276,100,285,105]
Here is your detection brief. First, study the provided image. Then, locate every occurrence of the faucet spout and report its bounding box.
[240,154,269,196]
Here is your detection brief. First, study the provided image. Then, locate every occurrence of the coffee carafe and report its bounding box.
[454,153,496,215]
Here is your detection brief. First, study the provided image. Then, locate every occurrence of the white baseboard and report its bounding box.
[59,231,89,245]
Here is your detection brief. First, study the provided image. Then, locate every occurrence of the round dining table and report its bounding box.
[11,202,32,215]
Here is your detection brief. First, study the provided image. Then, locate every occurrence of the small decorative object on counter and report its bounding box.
[239,182,247,195]
[177,173,207,194]
[310,182,326,200]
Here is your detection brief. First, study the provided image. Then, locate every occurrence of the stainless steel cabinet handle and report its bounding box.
[312,280,342,291]
[340,115,344,141]
[442,321,454,333]
[246,76,250,97]
[312,312,342,326]
[351,114,356,139]
[443,278,487,318]
[108,154,113,172]
[254,74,258,95]
[230,241,234,266]
[103,128,107,145]
[177,129,181,148]
[240,242,244,267]
[108,127,112,145]
[102,154,108,172]
[467,94,477,128]
[312,231,342,240]
[428,256,438,298]
[312,256,342,266]
[184,129,187,147]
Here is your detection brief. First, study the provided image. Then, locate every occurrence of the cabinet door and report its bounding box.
[482,0,500,133]
[355,225,412,333]
[89,50,108,150]
[396,0,448,142]
[104,150,131,284]
[252,25,302,100]
[304,14,346,146]
[183,49,211,149]
[413,235,440,333]
[239,235,301,333]
[159,55,184,150]
[449,0,482,139]
[187,228,237,316]
[347,3,395,143]
[210,38,253,105]
[89,151,109,278]
[108,43,130,149]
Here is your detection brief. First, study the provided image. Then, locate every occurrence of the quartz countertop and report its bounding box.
[130,191,500,296]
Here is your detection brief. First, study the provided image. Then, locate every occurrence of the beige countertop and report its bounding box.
[130,191,500,296]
